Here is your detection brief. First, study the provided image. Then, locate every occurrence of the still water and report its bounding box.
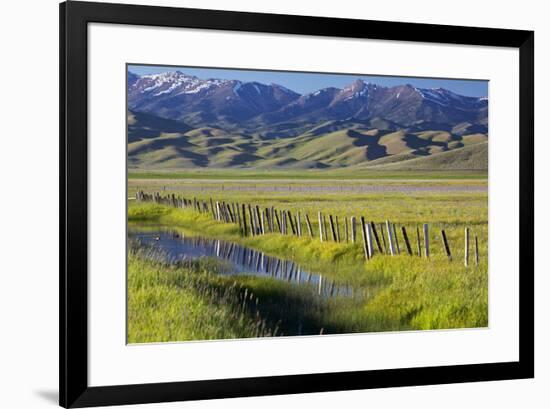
[130,229,360,299]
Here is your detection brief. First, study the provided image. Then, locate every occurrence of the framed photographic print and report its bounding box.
[60,1,534,407]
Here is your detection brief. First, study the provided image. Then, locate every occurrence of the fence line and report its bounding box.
[135,190,481,264]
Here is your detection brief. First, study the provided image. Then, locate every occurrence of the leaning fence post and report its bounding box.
[441,229,452,261]
[370,222,383,253]
[392,224,401,254]
[274,209,282,233]
[318,212,324,242]
[335,216,341,243]
[464,227,470,267]
[287,210,296,235]
[305,213,313,237]
[297,212,302,237]
[386,220,395,256]
[329,215,337,242]
[360,217,370,260]
[402,226,412,256]
[365,221,374,258]
[216,201,221,221]
[248,204,256,236]
[379,223,388,253]
[423,223,429,258]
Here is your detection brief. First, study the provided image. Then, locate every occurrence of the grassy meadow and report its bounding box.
[127,170,488,342]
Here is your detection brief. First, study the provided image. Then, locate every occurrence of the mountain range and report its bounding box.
[127,70,488,171]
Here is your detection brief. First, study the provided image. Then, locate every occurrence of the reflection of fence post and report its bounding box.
[402,226,412,256]
[423,224,429,258]
[386,220,395,256]
[464,227,470,267]
[441,229,452,261]
[475,235,479,266]
[318,212,324,242]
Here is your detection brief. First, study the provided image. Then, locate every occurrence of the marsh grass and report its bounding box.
[128,200,488,342]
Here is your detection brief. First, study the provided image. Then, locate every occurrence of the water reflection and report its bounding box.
[130,230,359,299]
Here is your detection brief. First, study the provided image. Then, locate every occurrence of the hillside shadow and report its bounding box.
[347,129,387,160]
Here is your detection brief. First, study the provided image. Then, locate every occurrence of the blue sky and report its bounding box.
[128,64,488,97]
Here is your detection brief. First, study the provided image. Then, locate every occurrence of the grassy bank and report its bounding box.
[128,202,488,340]
[128,244,487,343]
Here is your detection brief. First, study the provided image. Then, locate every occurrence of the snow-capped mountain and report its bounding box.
[128,71,487,131]
[128,71,300,125]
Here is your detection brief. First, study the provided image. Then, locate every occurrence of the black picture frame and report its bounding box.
[60,1,534,407]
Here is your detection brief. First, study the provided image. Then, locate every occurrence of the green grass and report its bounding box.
[128,248,274,343]
[128,168,488,180]
[128,174,488,342]
[128,220,488,342]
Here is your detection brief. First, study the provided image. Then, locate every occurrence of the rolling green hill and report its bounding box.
[127,112,488,171]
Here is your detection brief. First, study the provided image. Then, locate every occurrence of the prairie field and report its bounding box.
[127,170,488,343]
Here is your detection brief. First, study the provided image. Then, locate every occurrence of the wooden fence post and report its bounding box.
[323,215,328,241]
[379,223,388,253]
[215,201,221,221]
[475,235,479,266]
[416,226,422,256]
[464,227,470,267]
[260,211,266,235]
[360,217,370,260]
[423,223,429,258]
[401,226,412,256]
[287,211,296,235]
[241,203,248,236]
[305,213,313,237]
[365,221,374,258]
[386,220,395,256]
[248,205,256,236]
[318,212,324,242]
[350,216,357,243]
[297,212,302,237]
[344,217,349,243]
[392,224,401,254]
[370,222,383,253]
[329,215,337,242]
[274,210,281,233]
[441,229,452,261]
[335,216,341,242]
